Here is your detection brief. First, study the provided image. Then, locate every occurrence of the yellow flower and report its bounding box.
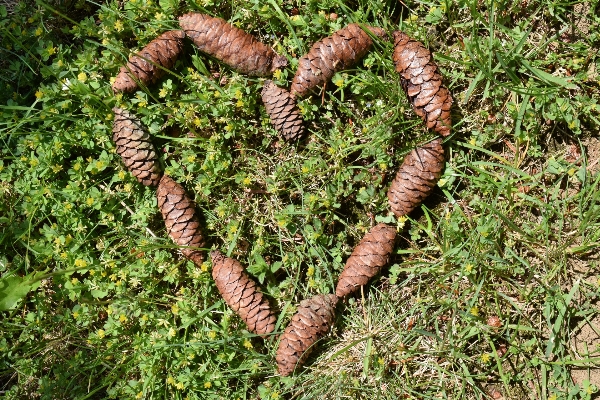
[35,90,43,99]
[86,197,94,206]
[114,20,124,32]
[334,77,344,87]
[71,277,79,284]
[72,311,79,318]
[158,88,168,97]
[480,353,491,363]
[175,381,184,390]
[77,72,87,83]
[207,330,216,339]
[97,329,105,338]
[204,382,212,389]
[470,306,479,316]
[306,266,315,277]
[47,46,56,55]
[464,263,474,274]
[119,314,127,323]
[168,328,176,338]
[74,259,87,268]
[243,339,253,349]
[135,391,143,399]
[167,376,176,385]
[35,27,43,36]
[171,304,179,315]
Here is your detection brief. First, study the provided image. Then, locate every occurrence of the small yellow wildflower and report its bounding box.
[74,259,87,268]
[77,72,87,83]
[72,311,79,319]
[334,77,344,87]
[480,353,491,363]
[167,376,176,385]
[135,391,143,399]
[158,88,168,97]
[464,263,474,274]
[35,90,43,99]
[47,46,56,55]
[171,304,179,315]
[201,262,209,272]
[204,382,212,389]
[243,339,253,349]
[207,330,216,339]
[71,277,79,285]
[119,314,127,323]
[86,197,94,206]
[306,266,315,277]
[114,20,124,32]
[35,27,43,36]
[97,329,105,338]
[168,327,176,339]
[175,381,184,390]
[470,306,479,317]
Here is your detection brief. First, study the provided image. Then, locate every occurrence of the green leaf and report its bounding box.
[90,289,108,299]
[0,272,43,311]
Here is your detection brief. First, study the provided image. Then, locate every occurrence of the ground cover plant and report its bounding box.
[1,0,600,398]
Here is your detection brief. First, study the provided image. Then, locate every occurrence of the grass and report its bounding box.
[1,0,600,398]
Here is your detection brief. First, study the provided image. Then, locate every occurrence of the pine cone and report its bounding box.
[210,251,276,336]
[392,31,453,137]
[290,24,387,98]
[156,175,206,265]
[178,13,287,76]
[112,107,162,187]
[112,30,185,93]
[276,294,338,376]
[335,223,396,298]
[387,139,445,217]
[261,80,305,141]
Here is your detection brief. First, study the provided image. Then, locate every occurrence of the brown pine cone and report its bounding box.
[387,138,445,217]
[261,80,305,141]
[178,13,287,76]
[290,24,387,98]
[210,251,276,336]
[112,107,162,187]
[156,175,206,265]
[276,294,338,376]
[112,30,185,93]
[335,223,396,298]
[392,31,453,137]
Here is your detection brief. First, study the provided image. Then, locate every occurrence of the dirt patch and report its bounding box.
[571,312,600,388]
[586,137,600,176]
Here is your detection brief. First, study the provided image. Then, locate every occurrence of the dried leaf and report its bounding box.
[276,294,338,376]
[335,223,396,298]
[393,31,453,136]
[112,107,162,187]
[261,80,305,141]
[210,251,276,336]
[178,13,287,76]
[291,24,387,98]
[112,30,185,93]
[387,139,445,217]
[156,175,205,265]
